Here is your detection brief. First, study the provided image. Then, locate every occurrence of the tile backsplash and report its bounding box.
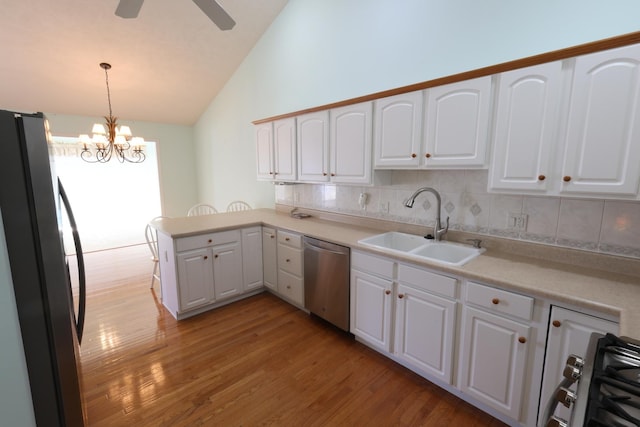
[275,170,640,260]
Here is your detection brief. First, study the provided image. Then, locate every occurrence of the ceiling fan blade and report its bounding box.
[192,0,236,31]
[115,0,144,19]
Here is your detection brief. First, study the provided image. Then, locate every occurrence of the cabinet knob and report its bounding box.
[518,336,527,344]
[270,234,275,239]
[285,237,290,241]
[331,173,336,177]
[491,298,500,305]
[425,153,432,158]
[285,259,290,262]
[538,174,546,181]
[563,176,571,182]
[214,254,219,259]
[286,285,291,289]
[385,290,391,295]
[398,293,405,299]
[411,153,417,158]
[208,239,212,243]
[323,172,327,176]
[203,255,208,260]
[552,320,562,328]
[269,172,274,175]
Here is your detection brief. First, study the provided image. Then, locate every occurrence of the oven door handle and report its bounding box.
[542,377,573,426]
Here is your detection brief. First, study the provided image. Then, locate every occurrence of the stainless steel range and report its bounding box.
[544,333,640,426]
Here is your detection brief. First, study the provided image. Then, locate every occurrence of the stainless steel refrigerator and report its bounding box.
[0,110,87,426]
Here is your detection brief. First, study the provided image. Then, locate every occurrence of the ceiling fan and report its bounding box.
[115,0,236,31]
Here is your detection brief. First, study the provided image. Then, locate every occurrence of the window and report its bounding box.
[51,137,162,253]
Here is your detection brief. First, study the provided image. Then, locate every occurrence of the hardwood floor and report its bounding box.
[80,279,507,426]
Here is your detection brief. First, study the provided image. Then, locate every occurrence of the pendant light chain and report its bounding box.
[103,64,113,120]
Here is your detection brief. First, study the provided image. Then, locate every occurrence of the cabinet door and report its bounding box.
[262,227,277,291]
[255,122,274,180]
[561,44,640,196]
[297,111,330,182]
[394,283,456,384]
[538,307,618,424]
[242,227,263,292]
[177,248,213,311]
[273,117,297,181]
[424,76,491,168]
[212,240,243,300]
[374,91,424,168]
[458,306,530,421]
[350,269,393,353]
[330,102,373,184]
[489,62,562,192]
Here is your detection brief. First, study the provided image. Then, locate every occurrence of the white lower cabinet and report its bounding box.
[242,227,263,292]
[394,282,456,384]
[261,227,277,291]
[538,306,618,425]
[211,238,243,300]
[177,248,214,311]
[158,227,263,319]
[458,305,531,421]
[276,230,304,307]
[458,281,534,422]
[351,268,394,352]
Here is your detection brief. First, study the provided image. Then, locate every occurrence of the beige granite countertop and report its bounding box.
[152,208,640,340]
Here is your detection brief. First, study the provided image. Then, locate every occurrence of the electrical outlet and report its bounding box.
[379,201,390,214]
[507,212,528,231]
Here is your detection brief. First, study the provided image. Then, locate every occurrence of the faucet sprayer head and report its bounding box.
[403,198,415,208]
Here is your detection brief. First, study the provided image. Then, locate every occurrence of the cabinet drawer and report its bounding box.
[398,263,458,299]
[352,250,394,279]
[278,244,303,276]
[278,269,304,306]
[176,229,240,252]
[278,230,302,249]
[466,282,533,321]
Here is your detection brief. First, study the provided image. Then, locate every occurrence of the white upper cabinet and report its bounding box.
[255,122,274,180]
[423,76,492,168]
[330,102,373,184]
[255,118,297,182]
[374,91,424,168]
[489,61,563,192]
[560,44,640,196]
[297,111,330,182]
[272,118,297,182]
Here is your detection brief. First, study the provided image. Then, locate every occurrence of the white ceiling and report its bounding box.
[0,0,288,125]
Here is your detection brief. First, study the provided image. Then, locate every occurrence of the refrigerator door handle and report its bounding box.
[58,179,86,344]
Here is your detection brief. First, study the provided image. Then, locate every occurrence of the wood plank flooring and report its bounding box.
[80,278,507,426]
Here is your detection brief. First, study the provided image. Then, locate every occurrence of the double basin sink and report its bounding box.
[358,232,485,267]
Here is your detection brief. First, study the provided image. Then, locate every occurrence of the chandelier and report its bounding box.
[79,63,145,163]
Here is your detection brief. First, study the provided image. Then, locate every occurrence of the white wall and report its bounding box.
[0,210,36,427]
[47,114,197,217]
[194,0,640,209]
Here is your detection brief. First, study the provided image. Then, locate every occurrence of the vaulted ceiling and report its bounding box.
[0,0,289,125]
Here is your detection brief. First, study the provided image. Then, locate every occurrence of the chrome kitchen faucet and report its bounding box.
[404,187,449,241]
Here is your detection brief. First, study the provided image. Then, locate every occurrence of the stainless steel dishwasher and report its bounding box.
[303,236,350,331]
